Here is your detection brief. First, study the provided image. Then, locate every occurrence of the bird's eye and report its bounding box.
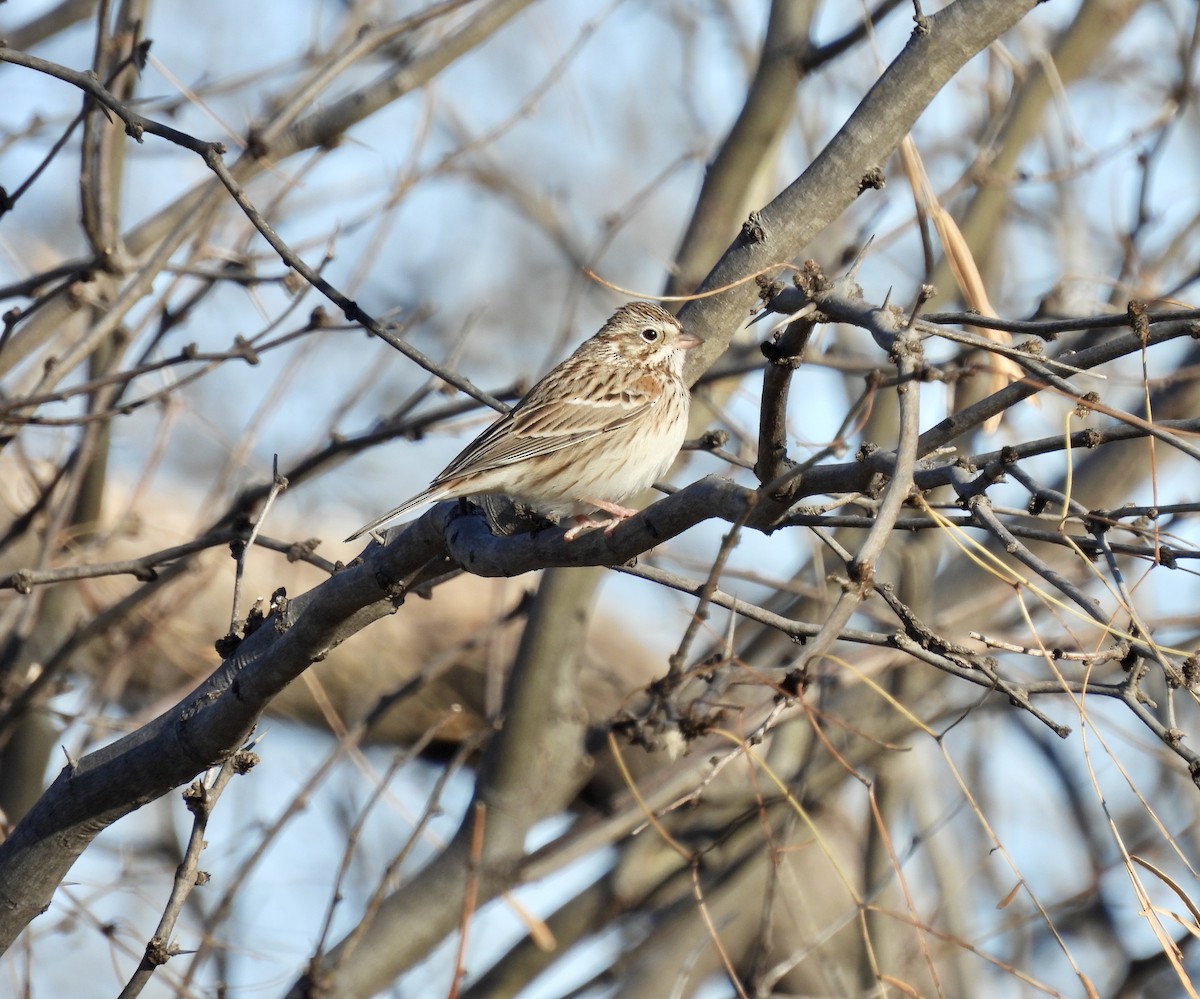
[640,327,660,343]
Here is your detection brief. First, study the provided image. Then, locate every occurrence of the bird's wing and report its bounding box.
[436,388,654,482]
[345,391,651,542]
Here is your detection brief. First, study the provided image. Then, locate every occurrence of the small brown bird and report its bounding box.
[346,302,700,542]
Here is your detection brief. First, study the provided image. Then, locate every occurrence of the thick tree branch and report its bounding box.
[677,0,1043,382]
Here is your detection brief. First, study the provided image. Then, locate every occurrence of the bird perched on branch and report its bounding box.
[346,301,700,543]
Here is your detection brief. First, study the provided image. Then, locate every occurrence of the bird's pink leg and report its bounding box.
[563,499,641,541]
[563,517,602,541]
[590,498,639,519]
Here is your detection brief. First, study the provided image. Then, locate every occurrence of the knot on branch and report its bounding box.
[759,339,804,367]
[846,559,873,589]
[232,336,260,365]
[756,273,783,306]
[214,632,241,657]
[1126,299,1150,343]
[287,538,321,562]
[269,587,290,627]
[794,259,831,298]
[145,935,175,966]
[231,749,260,774]
[688,429,730,457]
[778,667,810,699]
[858,166,886,194]
[373,566,412,606]
[1183,656,1199,688]
[182,779,207,816]
[1073,391,1099,418]
[740,210,767,244]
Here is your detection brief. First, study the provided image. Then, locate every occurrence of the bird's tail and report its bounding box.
[343,487,440,543]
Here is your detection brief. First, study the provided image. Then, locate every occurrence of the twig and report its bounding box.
[117,747,259,999]
[229,456,288,632]
[668,492,759,677]
[199,149,506,413]
[317,735,483,974]
[753,308,817,485]
[448,802,488,999]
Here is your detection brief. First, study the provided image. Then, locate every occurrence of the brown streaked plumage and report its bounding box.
[346,302,700,543]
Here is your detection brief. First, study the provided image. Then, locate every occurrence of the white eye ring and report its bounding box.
[640,327,660,343]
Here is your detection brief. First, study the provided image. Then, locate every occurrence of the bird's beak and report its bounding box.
[677,331,702,349]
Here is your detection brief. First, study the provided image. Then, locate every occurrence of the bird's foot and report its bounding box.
[563,500,641,541]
